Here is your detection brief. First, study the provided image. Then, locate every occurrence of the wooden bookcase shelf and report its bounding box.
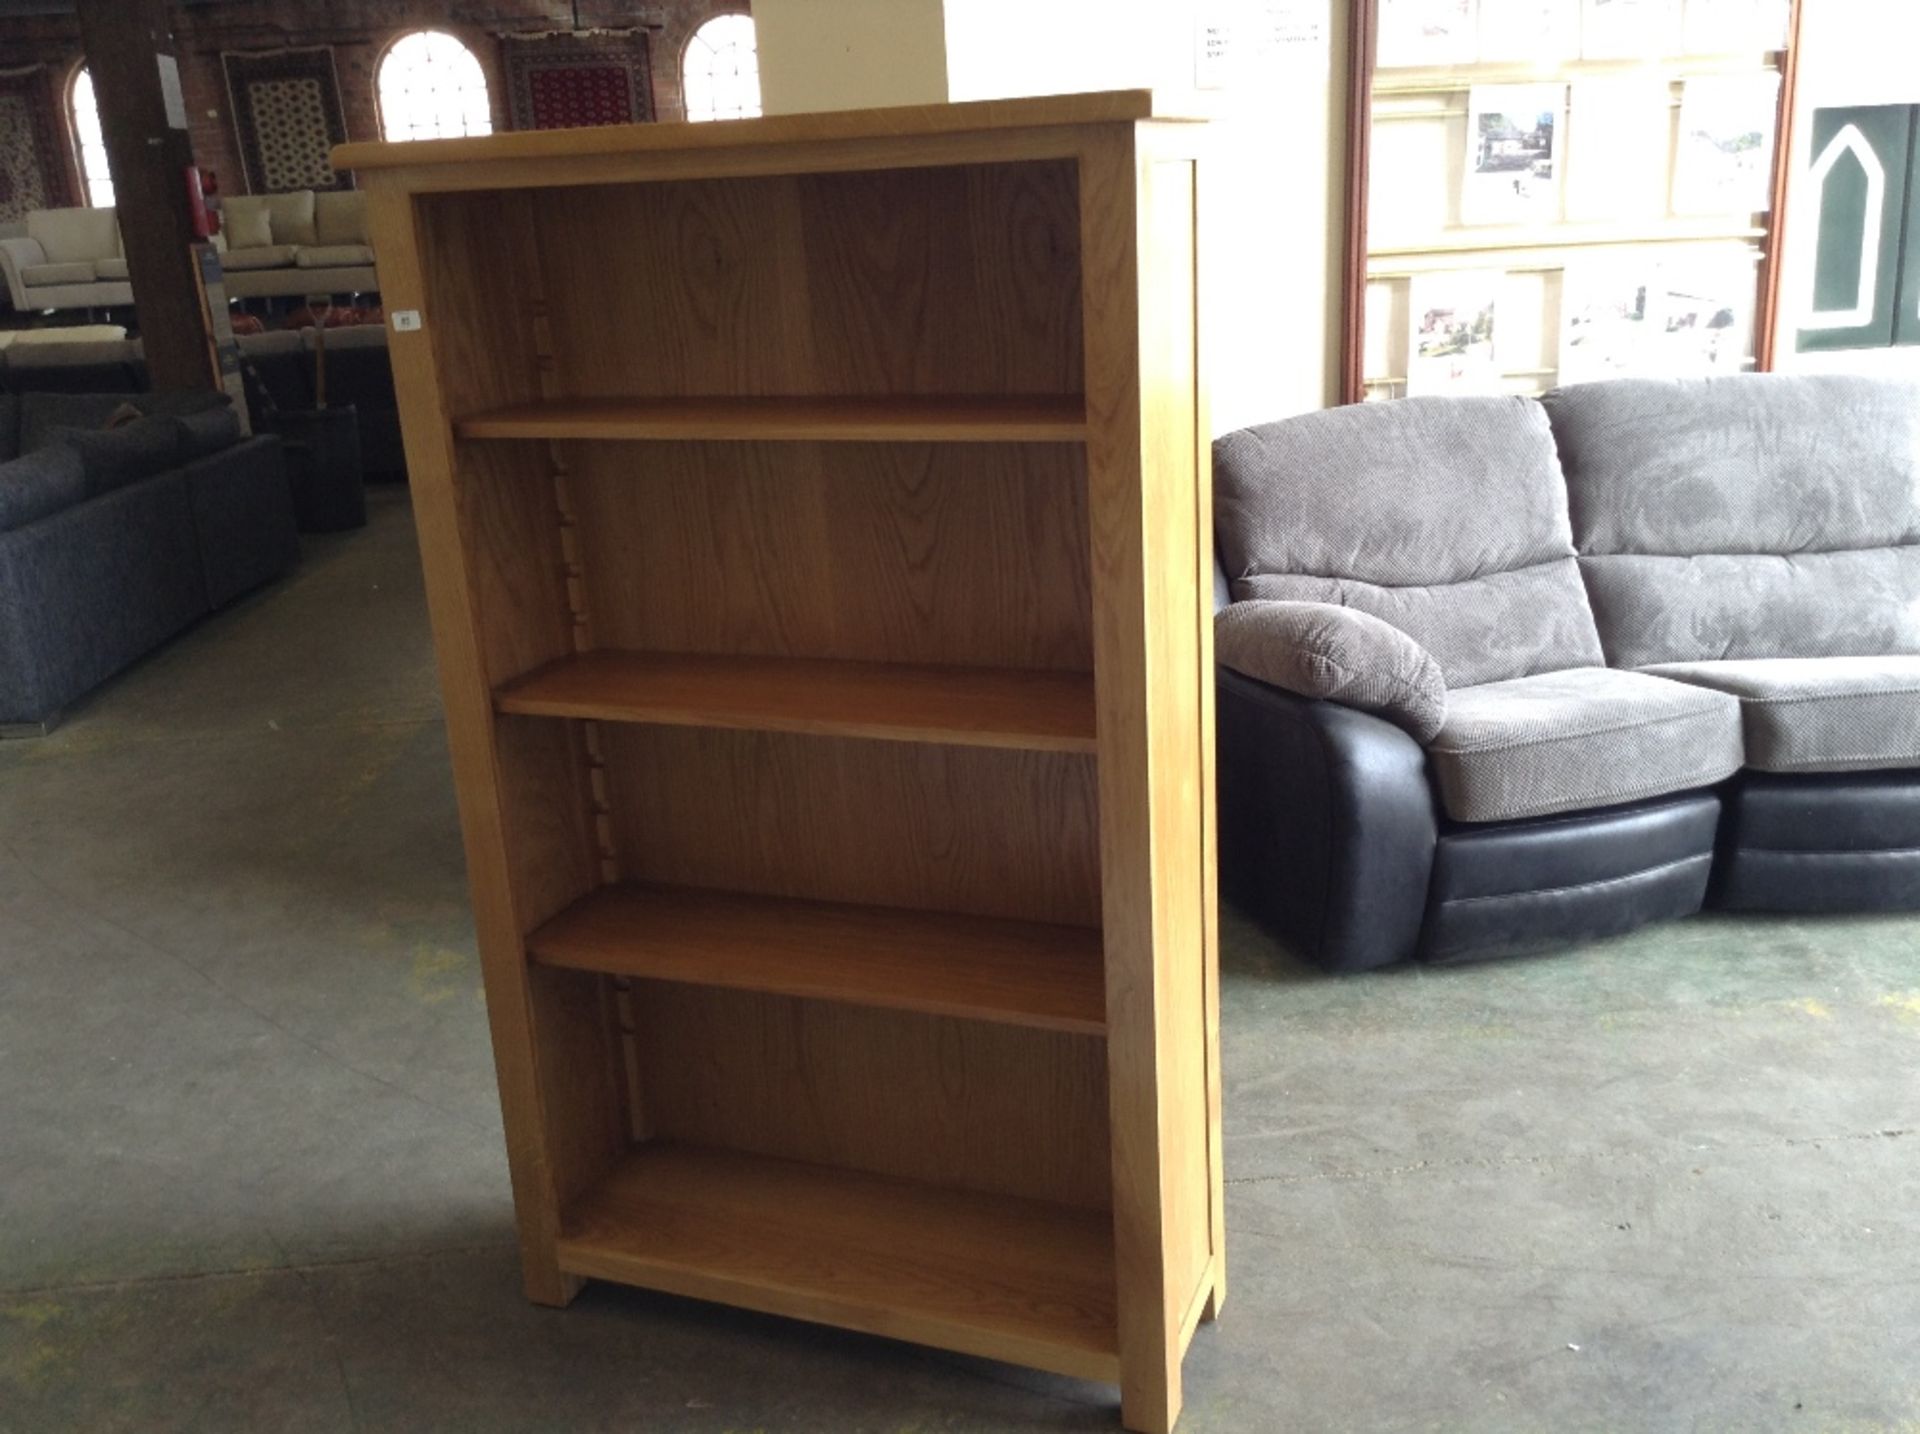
[556,1142,1120,1383]
[338,89,1219,1434]
[495,651,1097,753]
[528,882,1106,1034]
[454,394,1089,443]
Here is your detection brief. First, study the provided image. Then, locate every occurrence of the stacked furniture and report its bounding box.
[218,189,378,300]
[1,192,378,314]
[0,206,129,312]
[0,390,296,733]
[337,89,1220,1434]
[1214,374,1920,970]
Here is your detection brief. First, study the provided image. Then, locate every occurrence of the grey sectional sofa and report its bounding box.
[0,391,298,734]
[1214,373,1920,970]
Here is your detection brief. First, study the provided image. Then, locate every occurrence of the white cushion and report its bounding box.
[5,324,126,346]
[263,190,318,246]
[313,189,367,246]
[93,257,129,281]
[20,261,97,287]
[26,207,120,264]
[294,244,375,268]
[219,244,298,271]
[223,195,275,249]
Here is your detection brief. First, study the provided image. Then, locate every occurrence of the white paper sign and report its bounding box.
[158,54,188,130]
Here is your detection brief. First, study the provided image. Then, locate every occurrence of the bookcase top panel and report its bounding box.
[333,88,1206,173]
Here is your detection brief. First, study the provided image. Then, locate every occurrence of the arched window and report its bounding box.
[67,66,114,208]
[376,30,493,142]
[682,14,760,123]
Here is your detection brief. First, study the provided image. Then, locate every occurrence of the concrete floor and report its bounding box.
[3,489,1919,1433]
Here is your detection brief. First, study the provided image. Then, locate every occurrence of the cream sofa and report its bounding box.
[218,189,379,300]
[0,190,378,313]
[0,207,131,312]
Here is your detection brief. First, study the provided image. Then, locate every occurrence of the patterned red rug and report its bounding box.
[503,30,655,130]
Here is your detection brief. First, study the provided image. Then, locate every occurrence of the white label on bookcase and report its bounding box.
[391,310,423,332]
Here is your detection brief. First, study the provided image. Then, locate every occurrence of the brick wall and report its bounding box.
[0,0,748,205]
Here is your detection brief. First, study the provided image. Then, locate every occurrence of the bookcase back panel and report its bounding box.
[566,440,1092,672]
[524,161,1082,398]
[632,986,1111,1210]
[414,191,545,417]
[600,725,1100,928]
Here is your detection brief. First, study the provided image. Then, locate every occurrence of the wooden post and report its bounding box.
[74,0,214,394]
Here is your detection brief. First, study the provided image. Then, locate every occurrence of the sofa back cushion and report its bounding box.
[56,415,183,497]
[313,189,367,246]
[1213,396,1605,687]
[1545,375,1920,667]
[223,195,275,250]
[0,444,86,532]
[26,206,119,264]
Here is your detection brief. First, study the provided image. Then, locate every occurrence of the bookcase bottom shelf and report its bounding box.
[555,1142,1121,1383]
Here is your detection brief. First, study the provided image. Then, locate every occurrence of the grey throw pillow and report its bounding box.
[1216,599,1449,742]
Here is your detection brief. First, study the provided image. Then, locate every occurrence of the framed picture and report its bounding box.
[1559,264,1657,383]
[1681,0,1759,53]
[1408,270,1501,394]
[1377,0,1478,67]
[1672,73,1780,213]
[1464,85,1565,224]
[1478,0,1580,63]
[1565,79,1674,221]
[1581,0,1683,59]
[1653,262,1754,373]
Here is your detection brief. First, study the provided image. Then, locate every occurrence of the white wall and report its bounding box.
[753,0,949,115]
[751,0,1350,427]
[1774,0,1920,373]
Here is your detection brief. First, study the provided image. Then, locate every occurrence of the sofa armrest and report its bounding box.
[1218,667,1438,971]
[1216,598,1448,742]
[0,236,48,310]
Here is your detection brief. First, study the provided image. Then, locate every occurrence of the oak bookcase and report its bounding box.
[335,90,1221,1433]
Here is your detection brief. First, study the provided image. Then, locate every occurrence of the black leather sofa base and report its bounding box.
[1712,772,1920,913]
[1421,794,1719,963]
[1217,669,1721,971]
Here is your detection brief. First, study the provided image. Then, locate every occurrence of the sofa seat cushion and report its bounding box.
[1429,667,1743,822]
[0,445,87,531]
[219,244,298,271]
[21,260,98,287]
[293,243,374,268]
[92,256,129,281]
[1216,599,1448,741]
[1641,656,1920,774]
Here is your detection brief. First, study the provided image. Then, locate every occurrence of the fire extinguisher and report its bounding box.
[185,165,221,239]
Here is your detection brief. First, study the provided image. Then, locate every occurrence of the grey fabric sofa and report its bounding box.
[0,391,298,734]
[1214,374,1920,971]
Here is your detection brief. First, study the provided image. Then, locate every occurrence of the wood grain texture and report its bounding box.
[600,724,1101,927]
[555,1142,1120,1382]
[455,394,1088,443]
[496,651,1096,753]
[633,987,1112,1210]
[1080,127,1219,1434]
[362,178,621,1307]
[528,882,1105,1034]
[335,88,1205,170]
[532,163,1082,399]
[565,441,1091,673]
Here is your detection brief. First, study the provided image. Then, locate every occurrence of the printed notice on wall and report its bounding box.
[1195,0,1332,90]
[158,54,189,130]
